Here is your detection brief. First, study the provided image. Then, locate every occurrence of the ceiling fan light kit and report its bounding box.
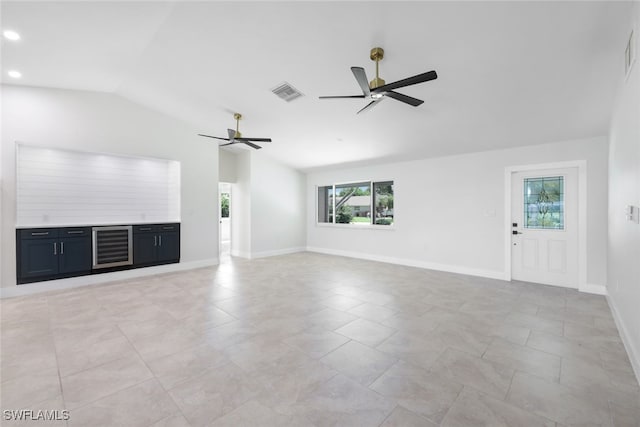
[319,46,438,114]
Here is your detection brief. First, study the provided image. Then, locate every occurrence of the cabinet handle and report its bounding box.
[53,242,57,255]
[163,226,174,230]
[159,235,162,246]
[140,227,152,231]
[67,230,84,234]
[32,232,49,236]
[60,242,64,255]
[154,235,157,246]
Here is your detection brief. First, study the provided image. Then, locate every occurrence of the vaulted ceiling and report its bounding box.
[1,1,631,170]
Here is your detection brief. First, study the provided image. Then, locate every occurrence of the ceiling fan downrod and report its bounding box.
[369,47,386,89]
[233,112,242,138]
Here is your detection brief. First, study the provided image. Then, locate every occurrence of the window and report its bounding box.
[373,181,394,225]
[524,176,564,229]
[317,185,334,223]
[317,180,394,226]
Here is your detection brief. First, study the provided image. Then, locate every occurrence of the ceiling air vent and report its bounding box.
[271,82,304,102]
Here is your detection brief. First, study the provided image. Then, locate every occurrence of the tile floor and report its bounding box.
[1,252,639,426]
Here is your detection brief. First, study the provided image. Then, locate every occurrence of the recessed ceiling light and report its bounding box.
[3,30,20,41]
[8,70,22,79]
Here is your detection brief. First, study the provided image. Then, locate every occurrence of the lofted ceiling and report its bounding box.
[1,1,632,171]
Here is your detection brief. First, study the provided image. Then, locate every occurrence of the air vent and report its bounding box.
[271,82,304,102]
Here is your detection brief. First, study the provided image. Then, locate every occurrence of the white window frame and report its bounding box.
[315,179,395,229]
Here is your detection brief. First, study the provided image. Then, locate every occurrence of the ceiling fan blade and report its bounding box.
[351,67,371,97]
[242,141,262,150]
[385,91,424,107]
[219,142,236,147]
[198,134,230,141]
[374,70,438,93]
[356,98,383,114]
[227,129,237,140]
[319,95,366,99]
[235,137,272,142]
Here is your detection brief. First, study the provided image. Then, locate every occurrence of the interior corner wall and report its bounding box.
[306,136,608,285]
[249,152,306,257]
[219,149,238,183]
[231,151,251,258]
[1,85,219,290]
[607,1,640,381]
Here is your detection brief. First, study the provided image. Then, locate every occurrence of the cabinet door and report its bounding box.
[157,232,180,262]
[133,233,157,265]
[19,238,59,279]
[59,237,91,274]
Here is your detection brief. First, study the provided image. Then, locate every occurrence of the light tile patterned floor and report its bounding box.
[1,252,639,426]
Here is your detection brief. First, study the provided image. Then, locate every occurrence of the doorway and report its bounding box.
[219,183,231,257]
[505,161,587,290]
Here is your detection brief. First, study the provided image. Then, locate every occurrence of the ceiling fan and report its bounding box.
[319,47,438,114]
[198,113,271,150]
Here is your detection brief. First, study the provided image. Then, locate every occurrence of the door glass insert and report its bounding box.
[220,193,230,218]
[524,176,564,229]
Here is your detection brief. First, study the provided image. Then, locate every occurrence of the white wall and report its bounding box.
[607,2,640,381]
[1,85,219,290]
[231,151,251,258]
[307,137,608,286]
[219,149,237,183]
[229,150,306,259]
[250,152,306,257]
[16,144,181,226]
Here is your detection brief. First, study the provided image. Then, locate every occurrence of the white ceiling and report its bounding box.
[1,1,631,171]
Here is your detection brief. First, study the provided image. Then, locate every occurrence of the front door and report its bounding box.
[511,167,578,288]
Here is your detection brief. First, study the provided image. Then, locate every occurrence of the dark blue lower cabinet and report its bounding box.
[18,235,91,283]
[20,238,59,279]
[133,227,180,266]
[133,233,158,265]
[58,237,92,274]
[157,232,180,262]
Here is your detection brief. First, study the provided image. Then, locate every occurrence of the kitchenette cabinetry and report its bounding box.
[17,227,92,283]
[16,223,179,285]
[133,224,180,266]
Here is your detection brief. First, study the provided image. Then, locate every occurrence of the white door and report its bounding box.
[219,184,231,255]
[511,168,578,288]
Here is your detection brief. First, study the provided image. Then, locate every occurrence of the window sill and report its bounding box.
[315,223,396,231]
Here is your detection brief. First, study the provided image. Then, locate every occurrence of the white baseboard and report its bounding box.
[230,249,250,259]
[0,258,219,298]
[230,247,305,259]
[579,283,608,295]
[306,246,505,281]
[606,293,640,386]
[251,247,306,259]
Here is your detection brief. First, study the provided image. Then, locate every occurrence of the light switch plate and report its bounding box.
[626,205,640,223]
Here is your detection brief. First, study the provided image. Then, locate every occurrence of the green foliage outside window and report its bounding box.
[336,205,354,224]
[221,193,230,218]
